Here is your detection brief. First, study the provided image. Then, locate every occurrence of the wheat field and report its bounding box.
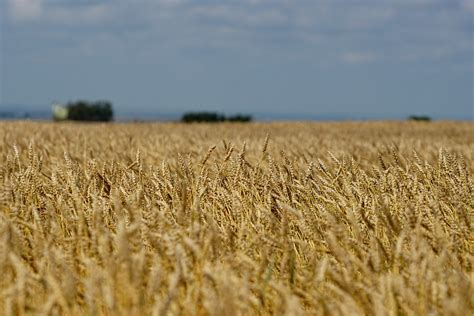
[0,121,472,315]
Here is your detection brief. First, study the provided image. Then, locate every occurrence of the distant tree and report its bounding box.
[181,111,252,123]
[408,115,431,122]
[227,114,252,122]
[181,112,226,123]
[55,100,114,122]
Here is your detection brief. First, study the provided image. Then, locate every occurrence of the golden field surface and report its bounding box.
[0,121,473,315]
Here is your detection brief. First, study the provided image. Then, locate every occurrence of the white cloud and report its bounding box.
[45,4,111,25]
[8,0,43,21]
[461,0,474,11]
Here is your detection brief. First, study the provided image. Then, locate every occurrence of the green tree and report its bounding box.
[66,100,114,122]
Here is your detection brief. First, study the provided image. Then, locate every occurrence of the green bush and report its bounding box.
[227,114,252,122]
[408,115,431,122]
[182,112,226,123]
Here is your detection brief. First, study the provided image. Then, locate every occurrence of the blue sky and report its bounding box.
[1,0,473,120]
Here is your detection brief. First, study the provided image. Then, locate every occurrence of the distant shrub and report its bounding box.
[408,115,431,122]
[227,114,252,122]
[182,112,226,123]
[181,111,252,123]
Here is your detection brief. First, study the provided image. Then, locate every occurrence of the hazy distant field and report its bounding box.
[0,121,472,315]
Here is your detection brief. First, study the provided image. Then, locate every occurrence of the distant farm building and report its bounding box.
[52,103,69,121]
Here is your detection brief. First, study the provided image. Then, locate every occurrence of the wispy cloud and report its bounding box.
[8,0,43,21]
[45,4,112,25]
[461,0,474,11]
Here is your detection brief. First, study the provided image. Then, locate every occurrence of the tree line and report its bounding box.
[181,112,252,123]
[52,102,254,123]
[52,101,431,123]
